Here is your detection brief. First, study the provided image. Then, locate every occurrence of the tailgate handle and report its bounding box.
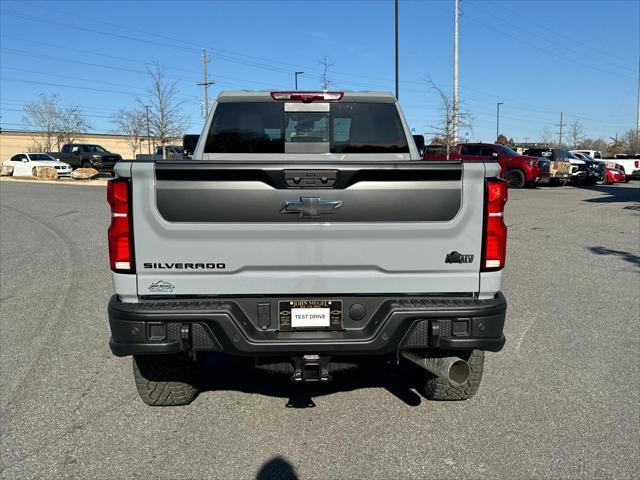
[283,170,338,188]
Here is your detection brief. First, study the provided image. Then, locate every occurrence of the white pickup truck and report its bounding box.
[106,91,508,406]
[571,150,639,181]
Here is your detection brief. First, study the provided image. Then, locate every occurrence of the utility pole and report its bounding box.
[496,102,503,142]
[556,112,566,146]
[295,71,304,90]
[452,0,459,145]
[395,0,399,100]
[145,105,151,155]
[197,48,215,118]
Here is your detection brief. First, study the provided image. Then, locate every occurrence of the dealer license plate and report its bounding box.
[278,300,342,331]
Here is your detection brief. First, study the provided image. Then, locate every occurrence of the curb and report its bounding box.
[0,176,108,187]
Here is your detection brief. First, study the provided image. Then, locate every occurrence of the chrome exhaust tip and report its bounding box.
[401,350,471,386]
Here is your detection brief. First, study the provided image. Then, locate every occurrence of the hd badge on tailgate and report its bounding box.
[445,251,474,264]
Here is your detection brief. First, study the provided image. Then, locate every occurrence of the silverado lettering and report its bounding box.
[143,263,225,269]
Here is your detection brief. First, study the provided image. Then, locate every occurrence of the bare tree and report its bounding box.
[140,60,188,155]
[621,128,640,154]
[540,126,555,146]
[22,94,89,151]
[112,109,147,157]
[496,134,509,145]
[577,137,608,154]
[567,119,585,149]
[318,55,334,90]
[23,94,58,151]
[56,105,90,147]
[608,135,627,156]
[427,81,472,155]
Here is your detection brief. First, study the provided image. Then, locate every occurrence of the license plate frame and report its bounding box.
[278,300,342,331]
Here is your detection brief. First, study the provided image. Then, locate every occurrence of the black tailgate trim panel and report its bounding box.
[154,162,463,223]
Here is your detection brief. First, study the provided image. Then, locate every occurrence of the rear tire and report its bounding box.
[413,350,484,401]
[505,169,526,189]
[132,354,200,406]
[81,161,91,168]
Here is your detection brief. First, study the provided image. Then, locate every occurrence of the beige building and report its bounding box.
[0,130,165,160]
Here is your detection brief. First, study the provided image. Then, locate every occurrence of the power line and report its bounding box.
[2,4,635,138]
[485,0,635,66]
[4,4,634,121]
[417,0,635,81]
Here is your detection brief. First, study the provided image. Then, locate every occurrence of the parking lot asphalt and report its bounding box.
[1,181,639,479]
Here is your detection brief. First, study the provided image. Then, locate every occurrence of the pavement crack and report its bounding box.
[0,204,75,414]
[0,399,129,474]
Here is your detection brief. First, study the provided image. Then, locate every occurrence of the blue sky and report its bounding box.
[0,0,638,143]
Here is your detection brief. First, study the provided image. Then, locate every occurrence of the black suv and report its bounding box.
[49,144,122,172]
[570,152,606,184]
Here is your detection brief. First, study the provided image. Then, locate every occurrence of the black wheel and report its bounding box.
[558,178,569,186]
[410,350,484,401]
[505,169,526,189]
[132,354,201,406]
[81,161,91,168]
[32,167,37,177]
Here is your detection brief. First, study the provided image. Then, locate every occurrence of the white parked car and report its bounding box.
[571,149,603,160]
[3,153,72,177]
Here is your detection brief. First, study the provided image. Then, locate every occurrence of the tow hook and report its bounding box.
[291,355,332,382]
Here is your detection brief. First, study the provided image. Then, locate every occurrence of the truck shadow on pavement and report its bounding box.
[256,456,299,480]
[588,246,640,268]
[199,354,423,408]
[580,184,640,204]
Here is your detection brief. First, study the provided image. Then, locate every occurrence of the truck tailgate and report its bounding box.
[130,161,486,296]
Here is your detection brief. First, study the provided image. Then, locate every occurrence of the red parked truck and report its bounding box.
[423,143,550,188]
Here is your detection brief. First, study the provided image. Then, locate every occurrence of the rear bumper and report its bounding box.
[107,293,507,357]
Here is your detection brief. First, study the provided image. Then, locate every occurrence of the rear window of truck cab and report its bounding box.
[204,102,409,154]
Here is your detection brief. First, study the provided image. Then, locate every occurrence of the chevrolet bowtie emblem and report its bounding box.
[280,197,343,218]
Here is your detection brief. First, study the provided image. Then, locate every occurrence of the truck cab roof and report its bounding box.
[216,90,397,103]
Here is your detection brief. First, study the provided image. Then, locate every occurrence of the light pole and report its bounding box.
[145,105,151,155]
[496,102,504,142]
[294,71,304,90]
[395,0,399,100]
[452,0,459,144]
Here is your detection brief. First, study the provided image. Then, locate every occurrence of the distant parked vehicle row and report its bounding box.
[522,147,586,185]
[420,142,630,188]
[48,144,122,173]
[423,142,551,188]
[3,153,72,177]
[571,150,639,180]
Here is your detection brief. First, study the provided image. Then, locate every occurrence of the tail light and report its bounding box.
[482,179,508,271]
[270,91,344,102]
[635,160,639,168]
[107,178,134,272]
